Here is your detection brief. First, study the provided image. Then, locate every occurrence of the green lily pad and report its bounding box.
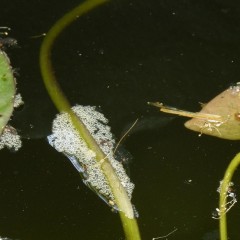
[0,49,15,135]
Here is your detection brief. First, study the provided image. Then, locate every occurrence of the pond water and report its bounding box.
[1,0,240,239]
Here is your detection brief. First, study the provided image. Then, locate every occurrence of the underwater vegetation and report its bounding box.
[1,1,240,240]
[185,83,240,140]
[150,83,240,240]
[47,105,135,211]
[150,82,240,140]
[0,43,22,151]
[39,0,140,239]
[0,49,15,135]
[1,1,141,239]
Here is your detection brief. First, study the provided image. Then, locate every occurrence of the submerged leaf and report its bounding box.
[0,49,15,135]
[185,84,240,140]
[149,83,240,140]
[0,48,22,150]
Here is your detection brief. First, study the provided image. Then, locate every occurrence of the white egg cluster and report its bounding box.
[48,105,135,207]
[0,237,12,240]
[0,125,22,151]
[13,93,24,108]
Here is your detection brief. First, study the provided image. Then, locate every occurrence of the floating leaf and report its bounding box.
[0,49,15,135]
[149,83,240,140]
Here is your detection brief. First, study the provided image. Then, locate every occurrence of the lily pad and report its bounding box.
[0,49,15,135]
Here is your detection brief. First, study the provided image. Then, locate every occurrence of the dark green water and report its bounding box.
[1,0,240,239]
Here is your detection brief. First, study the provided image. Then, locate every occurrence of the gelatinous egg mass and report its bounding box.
[48,105,135,211]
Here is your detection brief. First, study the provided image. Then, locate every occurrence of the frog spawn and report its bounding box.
[48,105,135,211]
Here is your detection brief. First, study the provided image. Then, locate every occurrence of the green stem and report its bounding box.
[219,152,240,240]
[39,0,141,239]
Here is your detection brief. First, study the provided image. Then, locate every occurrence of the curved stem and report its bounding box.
[219,153,240,240]
[39,0,141,239]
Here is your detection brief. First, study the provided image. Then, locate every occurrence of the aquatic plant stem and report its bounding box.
[39,0,141,239]
[219,153,240,240]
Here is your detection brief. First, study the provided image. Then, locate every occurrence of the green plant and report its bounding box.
[39,0,141,239]
[150,84,240,240]
[219,153,240,240]
[0,49,16,134]
[0,48,22,150]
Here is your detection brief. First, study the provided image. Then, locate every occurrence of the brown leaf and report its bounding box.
[185,84,240,140]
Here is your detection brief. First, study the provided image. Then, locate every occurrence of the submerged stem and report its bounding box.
[219,153,240,240]
[148,101,223,121]
[39,0,141,239]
